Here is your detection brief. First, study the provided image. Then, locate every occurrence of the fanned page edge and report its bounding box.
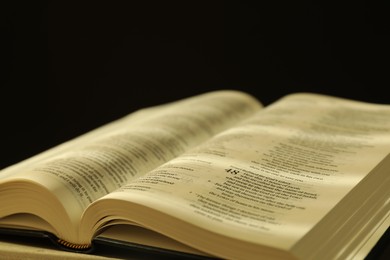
[355,213,390,260]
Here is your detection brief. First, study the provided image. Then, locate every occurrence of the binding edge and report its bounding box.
[57,238,92,251]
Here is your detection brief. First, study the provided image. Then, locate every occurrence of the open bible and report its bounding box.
[0,90,389,260]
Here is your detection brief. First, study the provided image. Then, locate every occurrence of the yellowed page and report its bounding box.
[0,90,262,244]
[91,93,390,258]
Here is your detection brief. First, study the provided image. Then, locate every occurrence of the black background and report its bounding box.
[1,1,389,169]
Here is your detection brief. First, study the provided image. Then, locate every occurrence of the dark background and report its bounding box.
[1,1,389,169]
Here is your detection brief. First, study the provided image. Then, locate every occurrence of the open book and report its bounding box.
[0,90,389,260]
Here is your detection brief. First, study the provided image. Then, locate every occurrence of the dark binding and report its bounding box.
[0,227,215,259]
[93,236,219,260]
[0,227,94,253]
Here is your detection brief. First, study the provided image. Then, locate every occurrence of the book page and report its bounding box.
[93,93,390,253]
[0,90,262,243]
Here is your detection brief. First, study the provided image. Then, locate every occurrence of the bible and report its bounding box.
[0,90,389,260]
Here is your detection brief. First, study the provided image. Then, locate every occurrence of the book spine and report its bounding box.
[56,238,92,252]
